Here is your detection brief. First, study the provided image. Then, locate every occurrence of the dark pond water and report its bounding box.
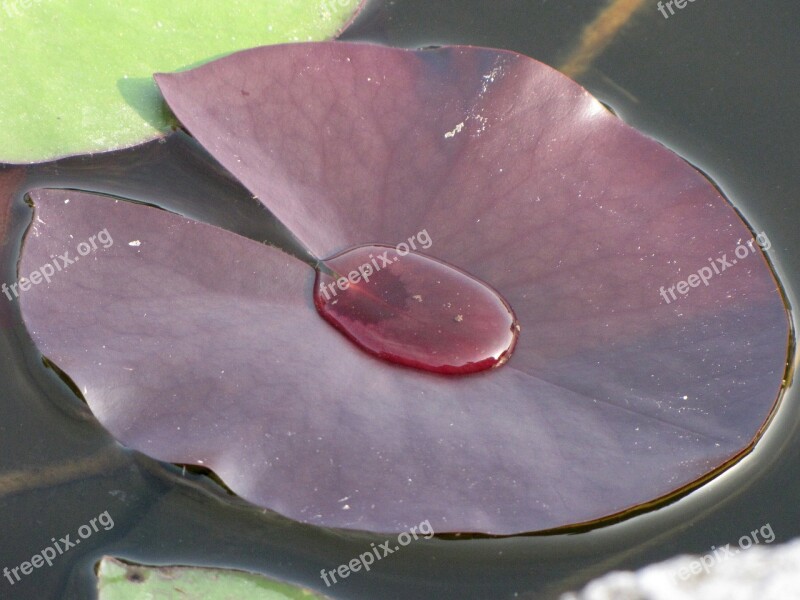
[1,1,798,598]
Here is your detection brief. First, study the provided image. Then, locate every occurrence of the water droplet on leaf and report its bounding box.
[314,245,519,375]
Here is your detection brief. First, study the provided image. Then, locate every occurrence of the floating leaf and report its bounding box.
[0,0,364,163]
[18,43,790,534]
[96,556,326,599]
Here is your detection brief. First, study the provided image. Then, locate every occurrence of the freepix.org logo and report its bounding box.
[320,519,434,587]
[3,511,114,587]
[317,229,433,301]
[2,228,113,302]
[1,0,50,18]
[658,232,770,305]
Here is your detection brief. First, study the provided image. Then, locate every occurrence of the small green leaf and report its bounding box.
[96,557,328,600]
[0,0,362,163]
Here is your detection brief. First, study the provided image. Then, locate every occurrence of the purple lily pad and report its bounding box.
[18,43,790,534]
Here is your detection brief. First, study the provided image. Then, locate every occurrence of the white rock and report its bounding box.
[561,538,800,600]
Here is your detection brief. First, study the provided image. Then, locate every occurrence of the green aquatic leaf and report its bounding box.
[0,0,363,163]
[96,557,327,600]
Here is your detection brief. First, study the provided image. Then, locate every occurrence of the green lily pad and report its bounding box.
[96,557,327,599]
[0,0,362,163]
